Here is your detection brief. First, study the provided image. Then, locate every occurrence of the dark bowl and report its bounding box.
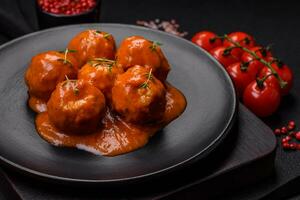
[36,0,101,29]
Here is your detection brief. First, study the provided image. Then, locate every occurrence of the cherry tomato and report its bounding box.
[210,46,240,68]
[191,31,222,51]
[223,32,256,58]
[226,62,259,96]
[259,74,281,92]
[259,62,293,95]
[241,46,272,71]
[243,80,281,117]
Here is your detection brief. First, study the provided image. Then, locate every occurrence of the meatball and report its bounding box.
[111,65,166,123]
[78,59,123,99]
[47,79,106,134]
[67,30,116,67]
[116,36,170,81]
[25,50,78,110]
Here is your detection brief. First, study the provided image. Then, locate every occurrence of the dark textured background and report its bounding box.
[0,0,300,199]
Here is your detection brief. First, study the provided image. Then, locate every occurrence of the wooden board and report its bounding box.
[0,104,277,199]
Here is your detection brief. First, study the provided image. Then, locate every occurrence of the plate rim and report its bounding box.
[0,23,237,184]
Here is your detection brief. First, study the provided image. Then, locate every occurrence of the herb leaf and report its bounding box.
[63,75,79,95]
[103,33,110,39]
[57,48,76,67]
[68,49,77,53]
[149,41,162,51]
[73,87,79,96]
[139,68,153,89]
[89,58,115,72]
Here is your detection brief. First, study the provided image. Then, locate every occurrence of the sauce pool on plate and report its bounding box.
[36,84,186,156]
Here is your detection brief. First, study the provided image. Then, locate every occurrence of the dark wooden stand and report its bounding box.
[0,104,277,199]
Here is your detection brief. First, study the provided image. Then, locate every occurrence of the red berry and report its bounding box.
[281,127,288,134]
[287,124,294,131]
[282,142,290,149]
[288,120,295,127]
[295,132,300,140]
[282,136,291,143]
[289,143,297,150]
[297,144,300,150]
[281,138,287,143]
[287,120,296,130]
[274,128,281,135]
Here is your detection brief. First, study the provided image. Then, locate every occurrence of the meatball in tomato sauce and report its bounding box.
[25,50,78,112]
[68,30,116,67]
[47,79,106,134]
[116,36,170,81]
[78,59,123,99]
[112,65,166,123]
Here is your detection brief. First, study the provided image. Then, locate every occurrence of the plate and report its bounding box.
[0,24,237,184]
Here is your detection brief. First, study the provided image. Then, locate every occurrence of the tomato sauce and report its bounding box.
[35,84,186,156]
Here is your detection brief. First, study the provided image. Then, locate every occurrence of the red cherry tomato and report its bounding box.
[241,46,272,71]
[243,80,281,117]
[223,32,256,58]
[210,46,240,68]
[226,62,259,96]
[260,74,281,92]
[191,31,222,51]
[259,62,293,95]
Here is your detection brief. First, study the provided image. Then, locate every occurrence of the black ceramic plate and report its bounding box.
[0,24,237,184]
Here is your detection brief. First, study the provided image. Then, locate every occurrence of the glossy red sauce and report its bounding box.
[35,84,186,156]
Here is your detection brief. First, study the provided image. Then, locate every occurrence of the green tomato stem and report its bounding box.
[222,34,287,89]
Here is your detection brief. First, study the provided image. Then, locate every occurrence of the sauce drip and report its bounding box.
[35,84,186,156]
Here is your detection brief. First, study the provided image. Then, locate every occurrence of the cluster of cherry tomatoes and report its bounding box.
[191,31,293,117]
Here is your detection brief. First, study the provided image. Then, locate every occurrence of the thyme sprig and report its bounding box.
[94,30,110,40]
[63,75,79,95]
[57,48,76,67]
[88,58,116,72]
[139,68,154,89]
[73,87,79,95]
[149,41,162,51]
[103,33,110,39]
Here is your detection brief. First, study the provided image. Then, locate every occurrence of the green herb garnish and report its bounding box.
[139,69,153,89]
[89,58,115,72]
[149,41,162,51]
[57,48,76,67]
